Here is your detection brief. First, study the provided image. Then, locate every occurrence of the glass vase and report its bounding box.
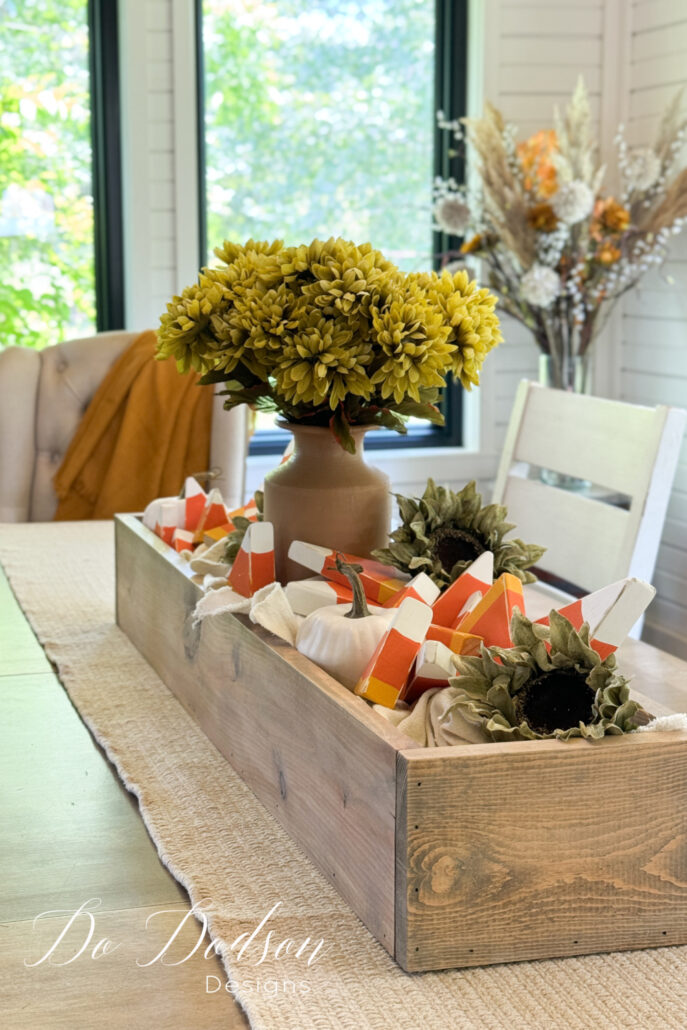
[537,353,592,491]
[538,353,591,394]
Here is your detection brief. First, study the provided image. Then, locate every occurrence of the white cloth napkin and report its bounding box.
[638,713,687,733]
[189,537,232,578]
[375,686,486,746]
[193,581,303,646]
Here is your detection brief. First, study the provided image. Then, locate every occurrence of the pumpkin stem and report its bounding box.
[335,553,372,619]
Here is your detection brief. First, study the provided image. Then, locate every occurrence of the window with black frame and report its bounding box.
[0,0,123,350]
[197,0,468,455]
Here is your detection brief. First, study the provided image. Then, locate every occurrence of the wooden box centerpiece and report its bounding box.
[115,513,687,973]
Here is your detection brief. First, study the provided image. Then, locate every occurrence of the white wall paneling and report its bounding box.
[118,0,199,331]
[620,0,687,658]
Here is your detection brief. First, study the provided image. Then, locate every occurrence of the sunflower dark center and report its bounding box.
[515,669,596,735]
[429,526,486,573]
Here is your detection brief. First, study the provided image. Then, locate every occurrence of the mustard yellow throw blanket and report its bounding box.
[53,330,213,520]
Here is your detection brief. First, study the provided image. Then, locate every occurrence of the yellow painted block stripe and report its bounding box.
[355,675,400,709]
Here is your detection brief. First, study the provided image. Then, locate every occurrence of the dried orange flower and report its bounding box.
[596,242,622,265]
[594,197,630,234]
[460,233,484,255]
[526,202,558,232]
[517,130,558,199]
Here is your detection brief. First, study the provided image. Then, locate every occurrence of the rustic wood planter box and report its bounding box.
[115,513,687,972]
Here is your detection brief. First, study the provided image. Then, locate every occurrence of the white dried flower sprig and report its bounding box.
[536,224,569,268]
[437,110,464,141]
[551,180,594,224]
[626,148,661,191]
[521,264,561,308]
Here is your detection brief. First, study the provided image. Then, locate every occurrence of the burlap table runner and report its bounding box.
[2,520,686,1030]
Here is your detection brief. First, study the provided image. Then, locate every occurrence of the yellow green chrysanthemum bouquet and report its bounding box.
[156,237,502,451]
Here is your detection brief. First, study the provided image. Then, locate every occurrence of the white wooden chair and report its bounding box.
[0,332,250,522]
[492,380,687,627]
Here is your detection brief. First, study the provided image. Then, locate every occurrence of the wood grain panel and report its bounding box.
[115,515,416,956]
[0,667,189,924]
[0,572,52,676]
[397,733,687,971]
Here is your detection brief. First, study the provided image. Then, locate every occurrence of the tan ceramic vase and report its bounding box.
[263,424,391,583]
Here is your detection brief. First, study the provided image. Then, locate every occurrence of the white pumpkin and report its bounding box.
[296,604,393,690]
[295,554,394,690]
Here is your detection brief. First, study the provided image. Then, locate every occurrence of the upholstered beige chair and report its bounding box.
[0,331,249,522]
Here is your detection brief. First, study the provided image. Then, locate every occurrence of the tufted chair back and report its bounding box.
[0,332,248,522]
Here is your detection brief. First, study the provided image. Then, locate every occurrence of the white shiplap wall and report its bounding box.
[119,0,200,331]
[481,0,608,454]
[621,0,687,658]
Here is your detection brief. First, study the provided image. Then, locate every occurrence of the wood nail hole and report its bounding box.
[417,781,422,787]
[414,824,419,830]
[662,931,667,936]
[414,887,419,893]
[573,940,578,944]
[468,948,474,954]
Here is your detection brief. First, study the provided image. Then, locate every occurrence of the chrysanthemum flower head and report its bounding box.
[425,270,503,389]
[157,275,228,374]
[369,284,455,404]
[274,312,373,410]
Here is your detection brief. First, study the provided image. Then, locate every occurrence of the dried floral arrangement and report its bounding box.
[433,80,687,385]
[156,237,502,451]
[372,479,545,587]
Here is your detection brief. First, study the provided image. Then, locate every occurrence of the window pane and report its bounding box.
[0,0,95,349]
[202,0,435,271]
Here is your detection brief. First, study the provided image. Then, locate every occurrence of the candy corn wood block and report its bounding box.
[354,597,433,708]
[457,573,524,648]
[536,578,656,659]
[142,496,183,536]
[203,523,235,546]
[402,640,455,705]
[431,552,494,628]
[182,477,207,531]
[192,489,229,543]
[201,498,261,546]
[150,498,186,545]
[289,541,407,605]
[285,577,354,616]
[383,572,440,609]
[235,498,259,522]
[227,522,275,598]
[171,527,195,553]
[426,623,482,656]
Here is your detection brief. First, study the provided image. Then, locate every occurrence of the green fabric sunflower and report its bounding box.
[373,479,545,588]
[443,610,645,742]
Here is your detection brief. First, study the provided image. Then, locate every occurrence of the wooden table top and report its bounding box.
[0,569,248,1029]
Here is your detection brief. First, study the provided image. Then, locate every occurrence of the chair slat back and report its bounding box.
[493,381,686,592]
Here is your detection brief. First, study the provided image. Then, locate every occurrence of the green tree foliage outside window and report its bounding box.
[203,0,435,270]
[0,0,95,350]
